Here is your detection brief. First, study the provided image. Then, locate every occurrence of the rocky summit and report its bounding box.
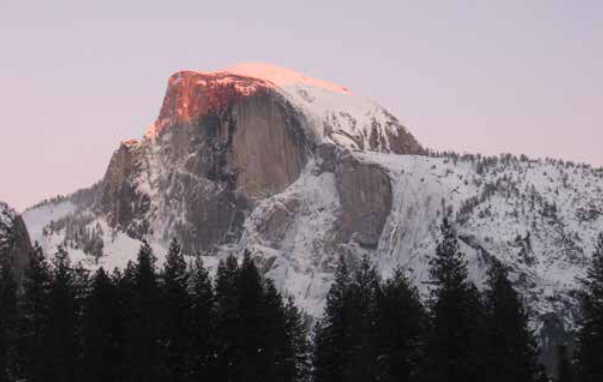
[0,201,32,280]
[22,64,603,363]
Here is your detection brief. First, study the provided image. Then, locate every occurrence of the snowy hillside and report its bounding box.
[19,64,603,360]
[369,153,603,328]
[23,153,603,328]
[236,153,603,325]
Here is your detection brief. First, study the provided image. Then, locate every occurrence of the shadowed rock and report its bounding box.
[0,202,32,282]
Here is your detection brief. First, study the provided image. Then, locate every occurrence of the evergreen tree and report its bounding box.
[17,244,51,382]
[0,256,17,382]
[81,267,123,382]
[114,264,135,381]
[46,246,87,382]
[557,344,573,382]
[425,213,485,382]
[575,233,603,382]
[345,256,380,382]
[263,279,291,382]
[188,256,216,381]
[231,251,269,382]
[374,267,427,382]
[312,255,353,382]
[283,297,311,382]
[213,255,240,382]
[213,251,298,382]
[160,238,191,382]
[482,260,545,382]
[125,241,166,382]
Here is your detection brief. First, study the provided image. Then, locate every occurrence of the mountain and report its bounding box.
[24,62,423,268]
[22,63,603,362]
[0,201,32,280]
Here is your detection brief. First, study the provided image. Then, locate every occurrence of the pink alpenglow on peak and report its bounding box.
[149,63,353,137]
[222,63,351,95]
[144,63,422,155]
[120,139,140,147]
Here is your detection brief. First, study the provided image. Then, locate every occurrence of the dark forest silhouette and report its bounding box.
[1,216,602,382]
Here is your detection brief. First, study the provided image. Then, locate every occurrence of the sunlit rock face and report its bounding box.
[0,202,32,281]
[151,64,424,155]
[150,88,311,252]
[154,70,273,133]
[90,63,423,253]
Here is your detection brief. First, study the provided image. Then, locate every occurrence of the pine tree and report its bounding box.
[425,213,485,382]
[81,267,123,382]
[345,256,380,382]
[213,251,298,382]
[213,255,240,381]
[232,251,269,382]
[188,255,216,381]
[114,264,135,381]
[374,267,427,382]
[263,279,291,382]
[283,297,311,382]
[575,233,603,382]
[312,255,353,382]
[160,238,191,382]
[482,260,545,382]
[557,344,573,382]
[125,241,166,382]
[17,244,51,382]
[46,246,87,382]
[0,256,18,382]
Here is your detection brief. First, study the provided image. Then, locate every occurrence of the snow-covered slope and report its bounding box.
[21,64,603,362]
[369,154,603,324]
[24,152,603,324]
[238,153,603,323]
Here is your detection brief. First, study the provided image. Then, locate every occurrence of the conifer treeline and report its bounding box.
[0,218,602,382]
[313,215,547,382]
[0,240,309,382]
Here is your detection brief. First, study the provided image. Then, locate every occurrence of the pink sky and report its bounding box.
[1,0,602,211]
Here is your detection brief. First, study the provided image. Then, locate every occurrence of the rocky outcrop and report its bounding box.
[255,198,301,247]
[150,87,312,253]
[335,153,393,248]
[383,114,424,155]
[156,87,310,200]
[227,91,310,199]
[313,145,394,249]
[95,140,151,239]
[0,202,32,281]
[91,65,422,253]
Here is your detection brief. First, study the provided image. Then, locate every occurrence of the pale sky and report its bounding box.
[1,0,602,211]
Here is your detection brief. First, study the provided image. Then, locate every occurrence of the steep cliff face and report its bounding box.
[335,152,393,248]
[95,140,151,239]
[0,202,32,280]
[89,64,421,253]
